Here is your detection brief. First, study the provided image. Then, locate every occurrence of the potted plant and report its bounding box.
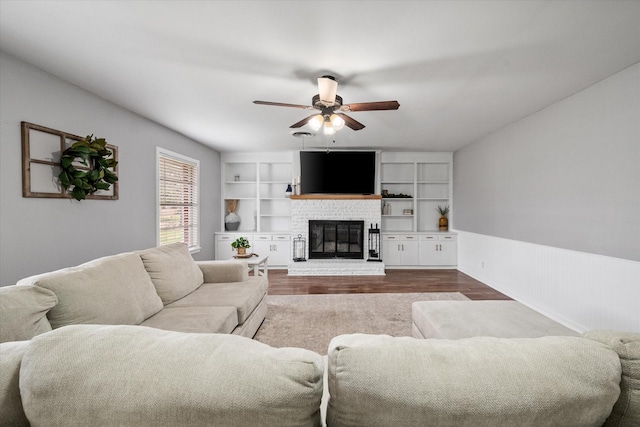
[436,205,450,231]
[231,237,251,256]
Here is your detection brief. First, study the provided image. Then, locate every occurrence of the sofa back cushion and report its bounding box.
[327,334,621,427]
[0,285,57,343]
[17,253,163,328]
[138,243,204,304]
[586,330,640,426]
[20,325,324,427]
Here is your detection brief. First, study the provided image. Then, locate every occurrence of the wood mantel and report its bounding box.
[290,194,382,200]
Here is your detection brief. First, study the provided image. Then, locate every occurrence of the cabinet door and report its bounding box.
[418,235,438,266]
[250,234,272,262]
[270,237,291,267]
[437,240,457,266]
[215,234,239,260]
[419,235,457,266]
[401,238,419,265]
[382,236,403,266]
[383,235,418,265]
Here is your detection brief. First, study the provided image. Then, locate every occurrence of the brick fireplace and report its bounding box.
[288,195,385,275]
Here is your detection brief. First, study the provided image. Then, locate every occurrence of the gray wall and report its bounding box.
[0,52,221,285]
[453,63,640,262]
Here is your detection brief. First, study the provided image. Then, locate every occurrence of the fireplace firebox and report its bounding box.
[309,220,364,259]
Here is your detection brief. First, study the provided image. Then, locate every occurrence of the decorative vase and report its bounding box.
[237,247,247,255]
[285,184,292,198]
[439,215,448,231]
[225,199,241,231]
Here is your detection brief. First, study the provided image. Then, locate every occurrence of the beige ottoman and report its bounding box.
[412,300,578,339]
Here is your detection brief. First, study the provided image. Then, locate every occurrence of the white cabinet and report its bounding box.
[251,234,291,267]
[418,234,457,266]
[215,233,241,260]
[379,152,452,233]
[215,232,291,267]
[382,234,419,266]
[382,232,457,267]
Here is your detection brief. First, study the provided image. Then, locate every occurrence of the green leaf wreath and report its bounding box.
[58,135,118,201]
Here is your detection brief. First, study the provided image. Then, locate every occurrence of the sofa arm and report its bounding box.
[196,260,249,283]
[0,341,30,426]
[585,330,640,427]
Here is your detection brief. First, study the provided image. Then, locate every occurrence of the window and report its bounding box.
[157,148,200,251]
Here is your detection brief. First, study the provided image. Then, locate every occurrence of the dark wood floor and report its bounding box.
[267,269,511,301]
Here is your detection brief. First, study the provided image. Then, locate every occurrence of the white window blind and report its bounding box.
[157,149,200,250]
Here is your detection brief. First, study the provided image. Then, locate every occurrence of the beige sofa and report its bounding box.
[1,244,638,426]
[1,326,637,427]
[14,242,268,337]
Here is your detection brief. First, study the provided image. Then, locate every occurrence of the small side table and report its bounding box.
[242,254,269,277]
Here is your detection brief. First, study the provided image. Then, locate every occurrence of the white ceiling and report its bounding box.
[1,1,639,153]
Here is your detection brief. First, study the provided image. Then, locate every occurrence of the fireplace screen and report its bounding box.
[309,220,364,259]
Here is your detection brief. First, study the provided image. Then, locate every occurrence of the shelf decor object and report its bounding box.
[436,205,450,231]
[225,199,241,231]
[21,122,118,200]
[292,234,306,262]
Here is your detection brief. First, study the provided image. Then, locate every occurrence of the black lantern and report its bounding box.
[293,234,306,262]
[367,223,382,262]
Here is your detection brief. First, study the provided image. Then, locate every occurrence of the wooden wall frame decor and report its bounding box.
[21,121,119,200]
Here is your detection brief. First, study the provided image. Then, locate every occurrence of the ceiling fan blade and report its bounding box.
[341,100,400,112]
[289,114,318,128]
[253,100,314,110]
[339,113,365,131]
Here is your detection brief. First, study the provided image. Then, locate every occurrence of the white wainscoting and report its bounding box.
[456,230,640,333]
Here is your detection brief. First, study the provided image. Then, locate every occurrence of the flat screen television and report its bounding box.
[300,151,376,194]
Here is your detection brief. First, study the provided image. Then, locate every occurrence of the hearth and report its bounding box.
[309,220,364,259]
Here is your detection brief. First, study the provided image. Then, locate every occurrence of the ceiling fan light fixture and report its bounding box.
[318,76,338,106]
[330,114,345,131]
[308,114,323,131]
[323,121,336,135]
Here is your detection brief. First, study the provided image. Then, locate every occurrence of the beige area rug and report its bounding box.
[254,292,469,355]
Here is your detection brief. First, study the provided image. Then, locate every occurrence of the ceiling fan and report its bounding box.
[253,75,400,135]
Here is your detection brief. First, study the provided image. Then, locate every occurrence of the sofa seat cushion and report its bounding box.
[0,285,57,343]
[17,253,163,328]
[138,243,204,305]
[167,277,267,324]
[140,306,238,334]
[327,333,621,427]
[20,325,324,427]
[0,341,30,427]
